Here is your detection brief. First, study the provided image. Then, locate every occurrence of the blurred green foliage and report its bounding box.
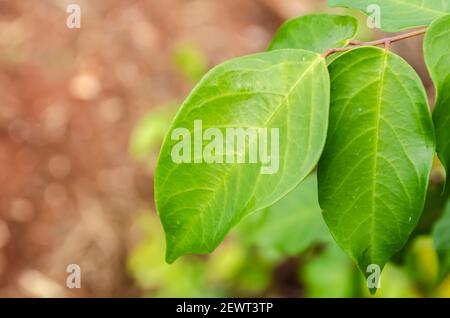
[172,44,208,83]
[237,174,331,259]
[127,212,273,297]
[127,208,450,297]
[433,201,450,281]
[129,102,177,161]
[301,242,356,297]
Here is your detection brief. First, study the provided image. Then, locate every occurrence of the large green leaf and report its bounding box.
[328,0,450,32]
[237,173,331,257]
[424,15,450,182]
[318,47,435,284]
[433,200,450,279]
[268,13,358,53]
[155,49,330,263]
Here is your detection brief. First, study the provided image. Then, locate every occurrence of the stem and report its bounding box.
[321,28,427,58]
[349,28,427,46]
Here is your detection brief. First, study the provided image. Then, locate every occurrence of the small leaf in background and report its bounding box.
[268,13,358,53]
[413,158,449,235]
[155,49,330,263]
[424,15,450,183]
[205,241,247,284]
[172,44,208,83]
[318,47,435,289]
[301,242,356,298]
[436,275,450,297]
[129,103,178,161]
[328,0,450,32]
[405,236,439,289]
[433,199,450,280]
[237,173,331,258]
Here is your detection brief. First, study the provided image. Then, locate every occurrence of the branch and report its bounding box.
[321,28,427,58]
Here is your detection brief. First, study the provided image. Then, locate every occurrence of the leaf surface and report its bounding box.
[328,0,450,32]
[424,15,450,181]
[268,13,357,53]
[318,47,435,282]
[155,49,330,263]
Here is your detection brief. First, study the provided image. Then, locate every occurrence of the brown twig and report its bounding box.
[321,28,427,58]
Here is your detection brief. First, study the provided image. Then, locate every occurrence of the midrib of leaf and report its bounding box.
[158,57,321,195]
[240,56,322,213]
[369,50,388,265]
[165,54,323,260]
[160,55,321,208]
[261,56,321,127]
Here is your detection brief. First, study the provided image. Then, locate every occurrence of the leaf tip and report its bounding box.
[165,248,179,264]
[368,286,378,295]
[358,259,385,296]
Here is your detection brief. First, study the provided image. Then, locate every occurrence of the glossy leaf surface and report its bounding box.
[318,47,435,281]
[156,49,330,263]
[328,0,450,32]
[424,15,450,180]
[268,13,358,53]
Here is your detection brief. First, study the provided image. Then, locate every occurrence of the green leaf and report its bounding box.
[268,13,358,53]
[328,0,450,32]
[237,173,331,257]
[155,49,330,263]
[424,15,450,182]
[317,47,435,285]
[433,200,450,279]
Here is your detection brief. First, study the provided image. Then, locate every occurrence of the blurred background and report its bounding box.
[0,0,449,297]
